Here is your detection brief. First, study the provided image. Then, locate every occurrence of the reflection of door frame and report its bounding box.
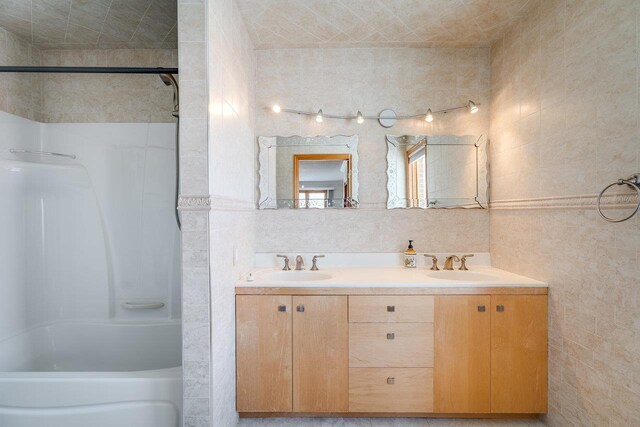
[293,154,352,207]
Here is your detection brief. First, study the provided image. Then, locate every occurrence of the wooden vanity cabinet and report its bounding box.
[236,295,349,413]
[433,294,548,414]
[434,295,491,413]
[491,295,548,413]
[236,295,292,412]
[236,288,547,417]
[292,296,349,412]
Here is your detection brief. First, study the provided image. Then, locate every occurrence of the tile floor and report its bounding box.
[238,418,544,426]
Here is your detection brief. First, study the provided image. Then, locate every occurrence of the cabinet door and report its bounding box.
[236,295,292,412]
[434,295,491,413]
[293,296,348,412]
[491,295,548,413]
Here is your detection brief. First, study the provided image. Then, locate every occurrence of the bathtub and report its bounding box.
[0,321,182,427]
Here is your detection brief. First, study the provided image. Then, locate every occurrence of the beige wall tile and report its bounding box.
[490,2,640,424]
[206,0,257,426]
[255,47,491,253]
[0,28,43,120]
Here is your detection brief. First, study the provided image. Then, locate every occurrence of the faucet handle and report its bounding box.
[276,254,291,271]
[310,255,325,271]
[459,254,474,271]
[424,254,439,271]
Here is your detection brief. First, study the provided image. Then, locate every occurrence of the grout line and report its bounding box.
[62,0,73,44]
[162,22,176,43]
[95,0,114,47]
[129,0,155,42]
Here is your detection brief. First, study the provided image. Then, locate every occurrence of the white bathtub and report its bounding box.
[0,321,182,427]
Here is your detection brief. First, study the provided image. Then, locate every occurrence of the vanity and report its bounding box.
[235,255,548,419]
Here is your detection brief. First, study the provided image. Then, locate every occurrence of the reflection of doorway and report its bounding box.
[293,154,351,208]
[406,140,427,208]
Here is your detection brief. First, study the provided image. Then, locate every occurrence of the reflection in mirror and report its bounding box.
[386,135,488,209]
[294,155,352,208]
[258,135,359,209]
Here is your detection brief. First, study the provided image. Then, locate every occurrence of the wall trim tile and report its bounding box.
[179,195,212,211]
[490,192,638,210]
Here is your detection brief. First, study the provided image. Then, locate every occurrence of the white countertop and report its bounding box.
[238,266,547,288]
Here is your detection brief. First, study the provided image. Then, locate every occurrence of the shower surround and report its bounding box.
[0,109,182,426]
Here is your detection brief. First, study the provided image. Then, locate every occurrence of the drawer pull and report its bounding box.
[387,377,395,385]
[496,305,505,312]
[478,305,485,312]
[387,305,395,312]
[386,333,395,340]
[278,305,287,312]
[297,305,305,312]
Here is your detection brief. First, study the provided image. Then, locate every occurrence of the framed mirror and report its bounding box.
[258,135,359,209]
[386,134,488,209]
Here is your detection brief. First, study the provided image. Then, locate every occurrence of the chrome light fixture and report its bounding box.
[425,108,434,122]
[267,101,479,128]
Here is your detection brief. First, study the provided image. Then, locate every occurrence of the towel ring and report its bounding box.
[597,174,640,223]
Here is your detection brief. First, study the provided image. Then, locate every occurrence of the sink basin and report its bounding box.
[262,271,332,282]
[426,270,501,282]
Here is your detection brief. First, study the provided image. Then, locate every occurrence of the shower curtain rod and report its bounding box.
[0,66,178,74]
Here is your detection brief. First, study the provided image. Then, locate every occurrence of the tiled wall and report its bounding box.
[177,0,257,425]
[177,1,211,427]
[208,0,256,425]
[255,48,491,253]
[0,26,43,121]
[0,24,177,123]
[489,1,640,425]
[39,48,178,123]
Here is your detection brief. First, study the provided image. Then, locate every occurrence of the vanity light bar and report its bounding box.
[268,100,480,125]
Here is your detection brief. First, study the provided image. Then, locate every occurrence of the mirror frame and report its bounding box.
[385,134,488,209]
[258,135,359,209]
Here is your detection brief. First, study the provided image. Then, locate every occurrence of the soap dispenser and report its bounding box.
[404,240,417,268]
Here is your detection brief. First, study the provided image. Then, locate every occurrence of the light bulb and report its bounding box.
[356,111,364,124]
[468,100,479,114]
[272,104,281,113]
[316,109,323,123]
[425,108,433,122]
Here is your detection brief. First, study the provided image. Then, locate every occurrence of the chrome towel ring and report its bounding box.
[597,174,640,223]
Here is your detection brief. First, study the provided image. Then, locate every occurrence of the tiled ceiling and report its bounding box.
[0,0,177,49]
[236,0,538,49]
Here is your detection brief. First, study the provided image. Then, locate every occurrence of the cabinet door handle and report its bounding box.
[386,333,395,340]
[296,305,305,312]
[496,305,505,312]
[387,377,395,385]
[478,305,485,312]
[387,305,395,312]
[278,305,287,312]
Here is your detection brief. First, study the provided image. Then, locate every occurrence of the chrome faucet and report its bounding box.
[276,254,291,271]
[443,255,460,270]
[295,255,305,270]
[310,255,325,271]
[459,254,474,270]
[424,254,439,271]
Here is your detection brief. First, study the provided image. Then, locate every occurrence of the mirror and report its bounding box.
[386,134,488,209]
[258,135,359,209]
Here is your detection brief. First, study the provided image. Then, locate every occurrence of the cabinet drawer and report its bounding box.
[349,323,433,367]
[349,368,434,412]
[349,296,434,323]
